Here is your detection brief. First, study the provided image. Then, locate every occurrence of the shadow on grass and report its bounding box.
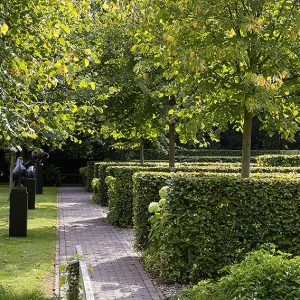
[0,186,57,293]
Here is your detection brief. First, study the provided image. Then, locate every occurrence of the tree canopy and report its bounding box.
[107,0,300,175]
[0,0,102,151]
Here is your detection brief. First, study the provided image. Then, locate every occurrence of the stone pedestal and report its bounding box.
[9,187,28,237]
[25,178,36,209]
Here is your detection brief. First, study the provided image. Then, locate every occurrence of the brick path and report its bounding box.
[57,186,164,300]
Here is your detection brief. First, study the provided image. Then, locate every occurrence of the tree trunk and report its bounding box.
[169,123,176,168]
[241,108,253,178]
[139,140,145,165]
[9,151,16,192]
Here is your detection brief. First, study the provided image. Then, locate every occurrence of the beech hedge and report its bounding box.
[177,156,256,163]
[176,149,300,157]
[133,172,174,250]
[85,161,95,192]
[105,165,171,227]
[133,168,300,251]
[92,162,164,206]
[106,164,300,228]
[132,149,300,159]
[257,154,300,167]
[105,165,243,227]
[145,174,300,283]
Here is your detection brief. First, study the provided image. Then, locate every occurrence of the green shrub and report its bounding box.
[168,246,300,300]
[133,149,300,159]
[105,166,163,227]
[177,156,256,163]
[257,154,300,167]
[133,172,174,250]
[79,166,87,186]
[79,166,86,175]
[145,174,300,283]
[176,149,300,157]
[91,178,101,204]
[85,161,95,192]
[110,164,300,229]
[133,167,300,251]
[106,165,240,228]
[93,161,161,206]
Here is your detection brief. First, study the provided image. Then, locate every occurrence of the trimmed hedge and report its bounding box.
[145,174,300,283]
[133,168,300,251]
[107,164,300,228]
[106,165,247,227]
[176,149,300,157]
[177,156,256,163]
[92,162,167,206]
[257,154,300,167]
[105,165,172,227]
[132,149,300,159]
[133,172,174,250]
[85,161,95,192]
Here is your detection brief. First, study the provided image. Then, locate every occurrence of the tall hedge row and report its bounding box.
[105,165,243,227]
[133,169,300,251]
[177,156,256,163]
[85,161,95,192]
[105,165,173,227]
[106,164,300,228]
[257,154,300,167]
[92,162,166,206]
[133,172,173,250]
[131,149,300,159]
[176,149,300,157]
[145,174,300,283]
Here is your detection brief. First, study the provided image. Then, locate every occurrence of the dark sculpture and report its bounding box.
[26,165,36,178]
[31,149,49,164]
[31,149,49,194]
[13,157,27,187]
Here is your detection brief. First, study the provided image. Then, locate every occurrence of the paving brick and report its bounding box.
[57,186,164,300]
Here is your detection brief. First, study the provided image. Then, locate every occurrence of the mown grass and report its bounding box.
[0,185,58,298]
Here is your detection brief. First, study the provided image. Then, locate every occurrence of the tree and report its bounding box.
[0,0,106,189]
[0,0,103,150]
[113,0,300,177]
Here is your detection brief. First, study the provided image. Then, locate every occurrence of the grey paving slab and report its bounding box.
[57,186,164,300]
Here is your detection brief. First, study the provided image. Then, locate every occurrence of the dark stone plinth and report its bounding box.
[25,178,36,209]
[9,187,28,237]
[35,163,43,194]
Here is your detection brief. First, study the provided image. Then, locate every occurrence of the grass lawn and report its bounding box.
[0,185,58,298]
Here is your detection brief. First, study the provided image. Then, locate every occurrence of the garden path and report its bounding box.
[57,186,163,300]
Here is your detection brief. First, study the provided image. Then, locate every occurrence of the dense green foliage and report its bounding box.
[257,154,300,167]
[92,162,159,206]
[105,165,166,227]
[133,166,300,249]
[177,149,300,157]
[0,0,102,150]
[145,174,300,283]
[132,149,300,159]
[167,246,300,300]
[133,172,173,250]
[177,156,255,163]
[106,165,236,227]
[99,162,300,227]
[85,161,95,192]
